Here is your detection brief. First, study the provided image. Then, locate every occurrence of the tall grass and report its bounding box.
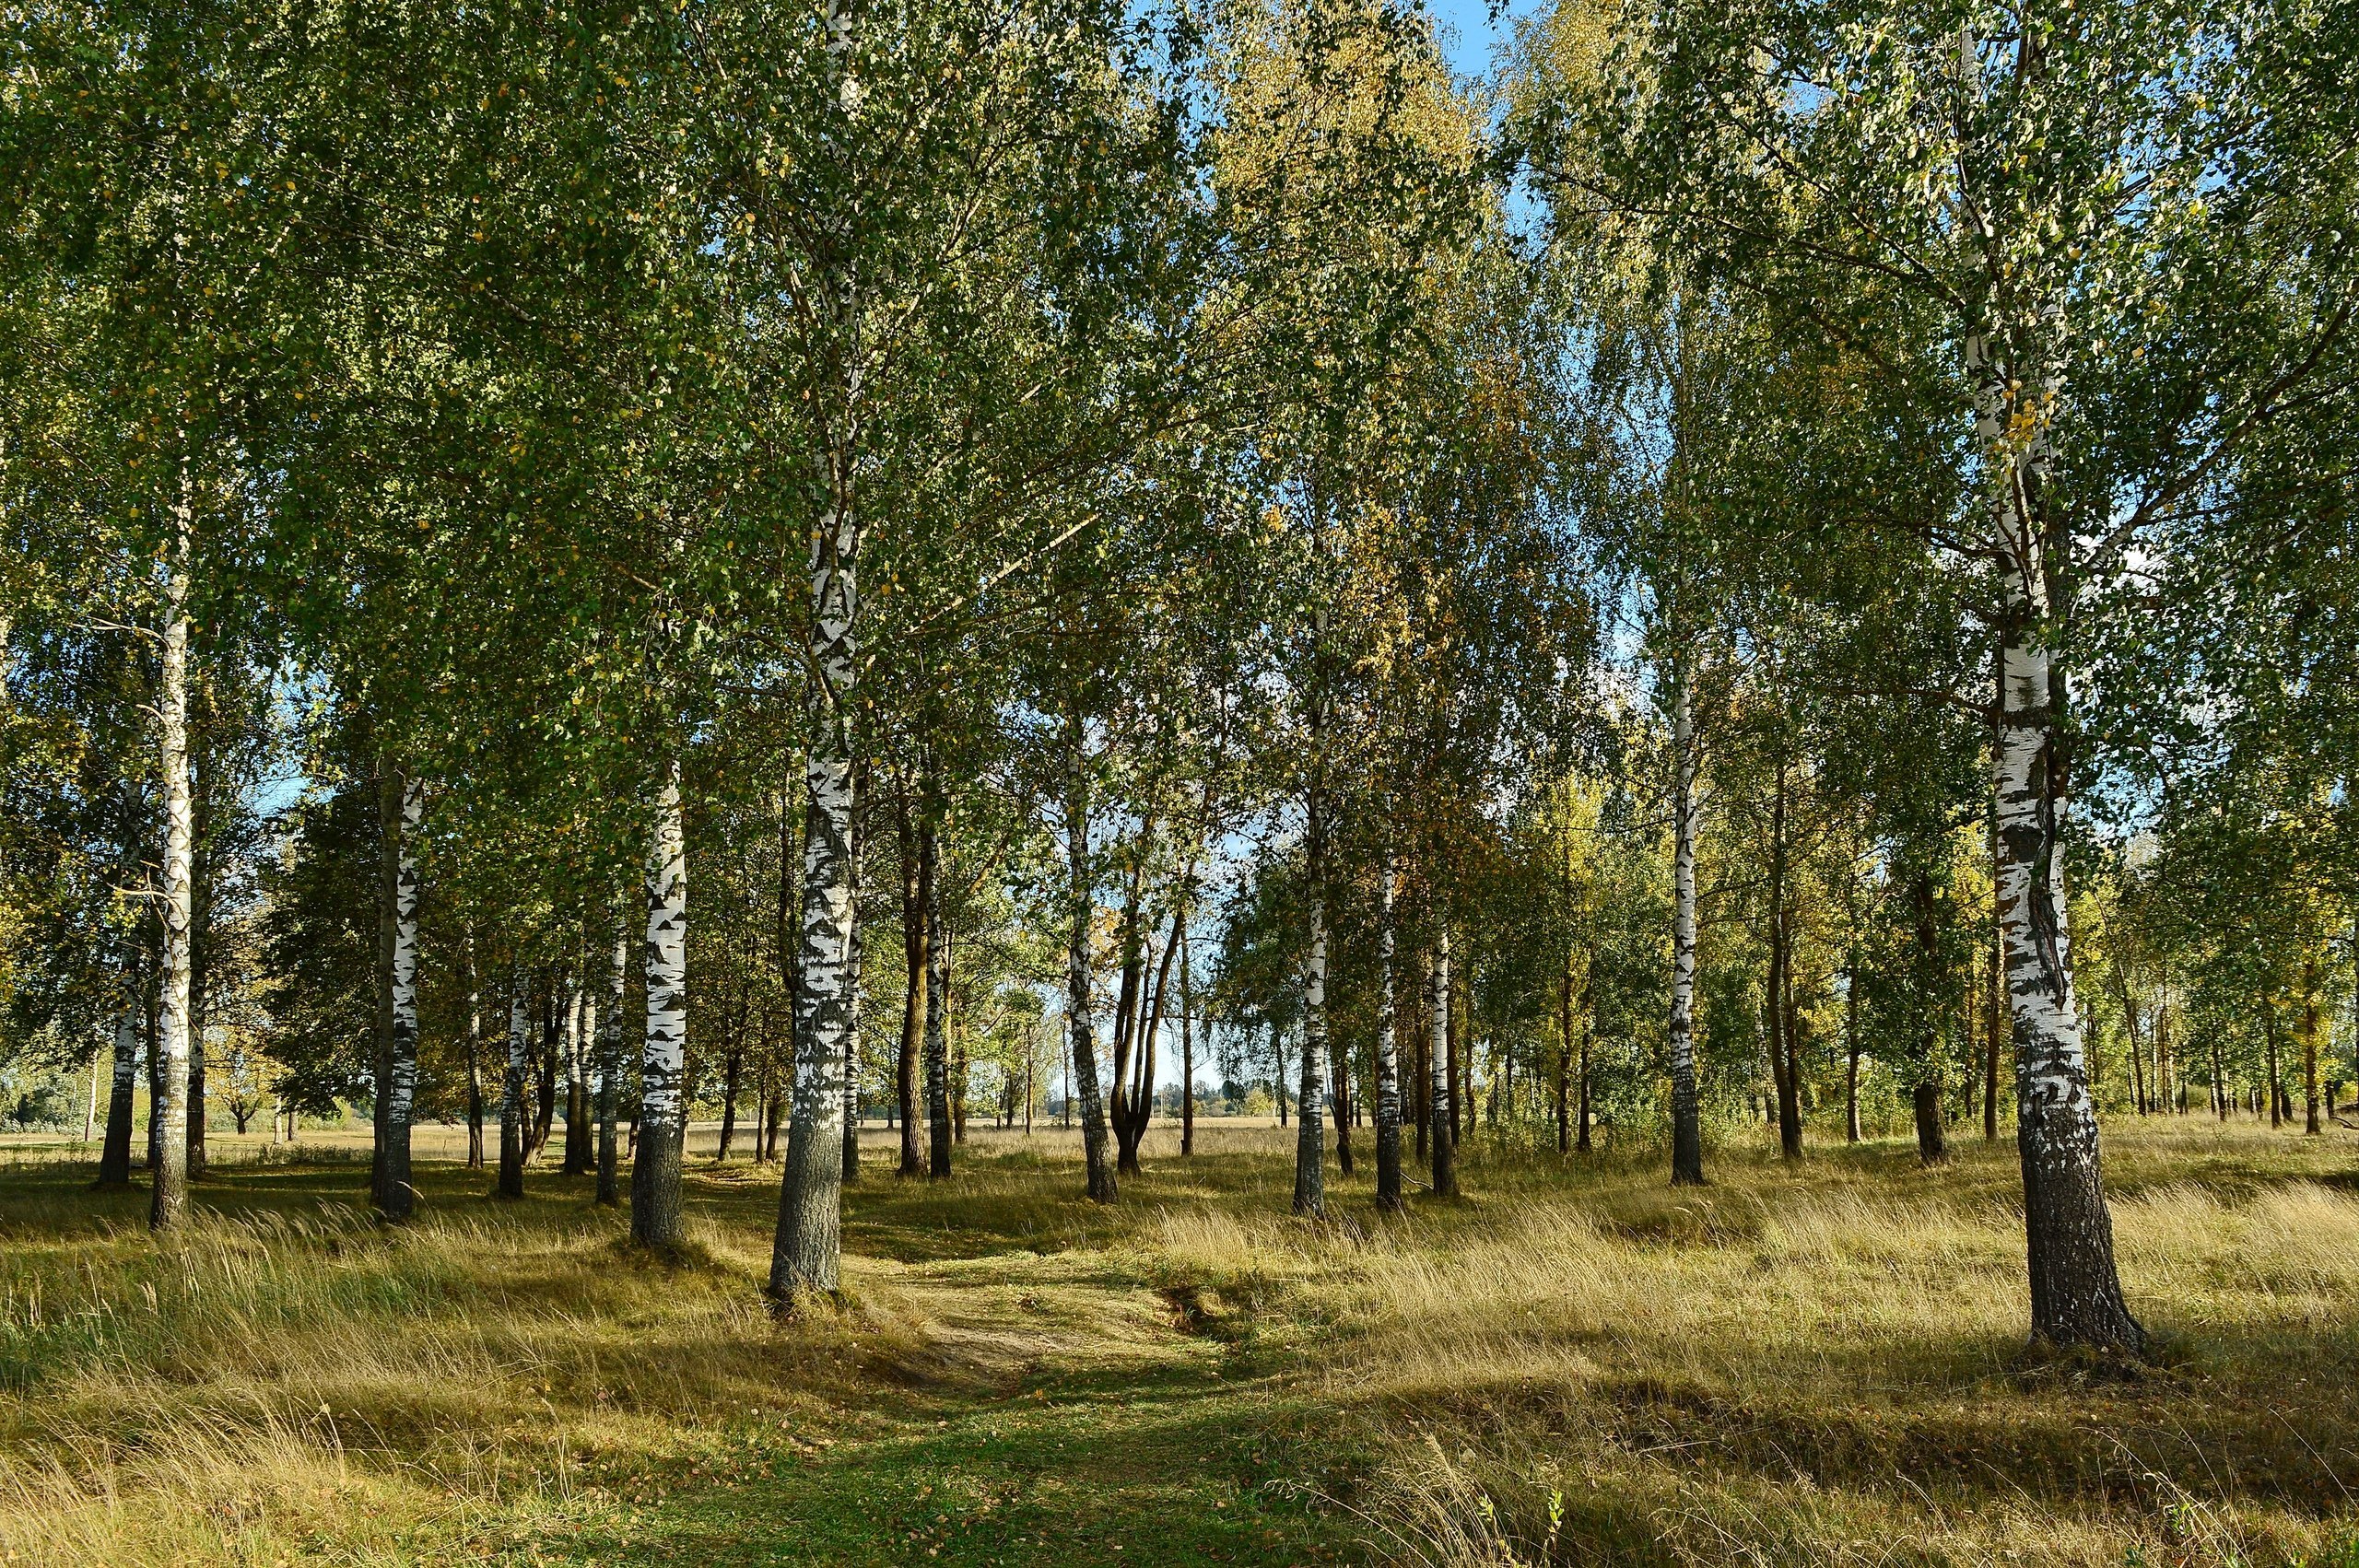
[0,1117,2353,1564]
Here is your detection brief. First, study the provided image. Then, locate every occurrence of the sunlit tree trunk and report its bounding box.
[1373,855,1402,1210]
[1428,933,1457,1199]
[635,762,689,1248]
[770,489,862,1299]
[1180,926,1197,1158]
[1292,794,1328,1218]
[1063,707,1115,1202]
[498,970,527,1199]
[569,962,596,1175]
[465,965,485,1171]
[1978,343,2140,1348]
[380,776,423,1219]
[149,475,195,1232]
[1667,649,1702,1187]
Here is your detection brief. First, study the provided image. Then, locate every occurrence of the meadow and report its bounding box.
[1,1117,2354,1566]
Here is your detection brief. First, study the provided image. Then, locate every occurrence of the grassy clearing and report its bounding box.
[0,1118,2353,1564]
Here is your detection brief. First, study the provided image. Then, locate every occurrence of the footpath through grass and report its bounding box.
[3,1119,2359,1565]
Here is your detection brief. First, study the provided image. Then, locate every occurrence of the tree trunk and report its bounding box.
[1374,856,1403,1210]
[2264,991,2283,1129]
[923,813,952,1178]
[381,777,423,1218]
[597,932,624,1203]
[569,978,594,1172]
[2120,976,2148,1117]
[1911,866,1949,1165]
[498,970,527,1199]
[465,956,486,1171]
[1429,935,1457,1199]
[717,1037,744,1161]
[1061,710,1115,1203]
[1274,1024,1288,1126]
[1292,793,1328,1219]
[769,509,862,1298]
[1667,649,1703,1188]
[1180,925,1197,1158]
[1984,937,2001,1141]
[1767,754,1802,1160]
[2302,956,2322,1136]
[1913,1081,1949,1164]
[186,770,207,1182]
[841,899,863,1183]
[1332,1035,1354,1176]
[1555,962,1573,1156]
[530,984,558,1163]
[633,763,689,1249]
[98,977,140,1187]
[1577,1011,1593,1155]
[149,481,194,1232]
[896,776,927,1176]
[1989,478,2142,1350]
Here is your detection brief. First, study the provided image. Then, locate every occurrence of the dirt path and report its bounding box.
[544,1250,1366,1566]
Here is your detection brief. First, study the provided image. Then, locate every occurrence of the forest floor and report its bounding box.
[2,1117,2357,1566]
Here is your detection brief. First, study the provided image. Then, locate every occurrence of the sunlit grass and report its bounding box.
[0,1116,2353,1564]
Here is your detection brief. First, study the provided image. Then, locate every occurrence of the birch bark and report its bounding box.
[769,495,863,1295]
[149,474,194,1232]
[1292,796,1328,1218]
[568,962,595,1175]
[1977,347,2141,1348]
[1667,649,1703,1187]
[1064,711,1116,1202]
[499,971,527,1199]
[380,776,423,1220]
[1373,854,1402,1210]
[597,931,625,1205]
[634,761,689,1248]
[1428,931,1456,1199]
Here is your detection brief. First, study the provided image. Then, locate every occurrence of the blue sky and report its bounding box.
[1425,0,1531,81]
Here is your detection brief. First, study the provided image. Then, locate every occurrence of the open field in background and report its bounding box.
[1,1118,2355,1566]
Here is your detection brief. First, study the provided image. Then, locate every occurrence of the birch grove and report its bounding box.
[2,0,2351,1373]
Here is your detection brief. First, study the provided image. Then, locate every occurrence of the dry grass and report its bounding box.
[0,1117,2353,1565]
[1147,1119,2359,1566]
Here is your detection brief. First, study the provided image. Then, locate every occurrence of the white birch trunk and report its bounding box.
[381,775,422,1219]
[498,971,527,1197]
[1372,854,1402,1210]
[1292,875,1328,1218]
[1969,333,2142,1348]
[634,761,689,1247]
[148,470,194,1231]
[1667,649,1703,1186]
[594,929,622,1198]
[1428,929,1456,1199]
[1064,715,1115,1202]
[771,498,861,1295]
